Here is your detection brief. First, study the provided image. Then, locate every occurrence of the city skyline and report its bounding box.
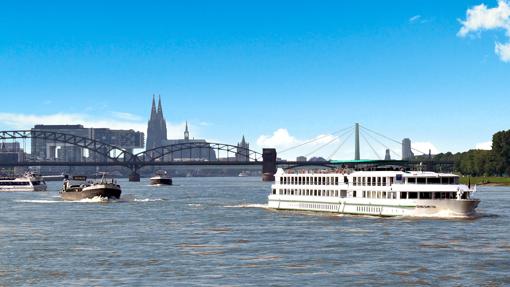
[1,1,509,159]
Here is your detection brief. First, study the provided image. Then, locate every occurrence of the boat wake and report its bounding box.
[14,199,62,204]
[133,198,165,202]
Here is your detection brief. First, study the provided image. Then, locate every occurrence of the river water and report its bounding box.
[1,177,509,286]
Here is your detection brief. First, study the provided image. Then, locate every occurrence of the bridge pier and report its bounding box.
[129,171,140,182]
[262,148,277,182]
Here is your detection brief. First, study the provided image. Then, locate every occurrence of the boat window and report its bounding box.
[335,177,339,185]
[272,189,276,194]
[409,192,418,199]
[419,192,432,199]
[401,192,408,199]
[353,177,357,186]
[408,177,416,184]
[353,190,357,197]
[382,177,387,186]
[427,178,440,184]
[367,177,371,186]
[377,177,381,186]
[382,191,387,198]
[417,178,426,184]
[390,177,394,185]
[340,190,347,198]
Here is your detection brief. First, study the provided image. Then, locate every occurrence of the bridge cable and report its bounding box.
[360,130,382,160]
[361,128,402,159]
[303,131,346,159]
[327,130,354,160]
[278,125,354,154]
[359,124,428,155]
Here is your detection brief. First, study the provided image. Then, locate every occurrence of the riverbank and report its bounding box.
[460,176,510,186]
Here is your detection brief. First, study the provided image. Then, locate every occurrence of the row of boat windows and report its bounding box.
[300,203,337,211]
[0,181,30,186]
[407,177,459,184]
[353,177,393,186]
[362,191,397,199]
[356,206,382,213]
[273,189,467,200]
[280,176,460,186]
[273,188,355,198]
[400,192,467,200]
[279,176,347,186]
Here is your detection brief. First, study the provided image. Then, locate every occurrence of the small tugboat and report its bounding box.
[60,174,121,201]
[150,170,172,186]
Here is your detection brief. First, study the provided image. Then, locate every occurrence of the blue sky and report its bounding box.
[0,1,509,160]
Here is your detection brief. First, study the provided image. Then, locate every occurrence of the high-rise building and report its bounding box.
[384,149,391,160]
[146,95,167,150]
[235,136,250,161]
[30,124,144,161]
[402,138,414,160]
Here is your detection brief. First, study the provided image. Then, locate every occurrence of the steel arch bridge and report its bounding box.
[0,130,133,163]
[136,142,262,163]
[0,130,265,181]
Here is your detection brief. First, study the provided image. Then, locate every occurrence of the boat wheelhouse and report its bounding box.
[268,168,479,217]
[0,172,47,192]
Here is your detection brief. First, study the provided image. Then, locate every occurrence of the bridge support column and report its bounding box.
[129,170,140,182]
[262,148,277,182]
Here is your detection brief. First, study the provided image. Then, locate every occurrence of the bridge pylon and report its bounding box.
[262,148,277,181]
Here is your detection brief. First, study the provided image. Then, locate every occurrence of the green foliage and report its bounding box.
[426,129,510,176]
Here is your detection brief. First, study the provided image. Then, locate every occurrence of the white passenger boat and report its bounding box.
[268,168,479,217]
[0,172,47,192]
[150,170,172,186]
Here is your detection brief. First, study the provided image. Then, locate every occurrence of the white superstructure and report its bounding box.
[268,168,479,217]
[0,172,47,192]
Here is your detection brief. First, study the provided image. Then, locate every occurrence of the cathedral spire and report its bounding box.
[150,94,157,119]
[157,95,163,116]
[184,121,189,140]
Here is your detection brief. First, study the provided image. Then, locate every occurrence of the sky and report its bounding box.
[0,0,509,160]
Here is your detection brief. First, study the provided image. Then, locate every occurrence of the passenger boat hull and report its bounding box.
[268,197,480,218]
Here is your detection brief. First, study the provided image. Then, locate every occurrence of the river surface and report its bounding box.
[1,177,509,286]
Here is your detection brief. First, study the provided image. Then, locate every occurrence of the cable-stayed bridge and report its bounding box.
[0,124,453,181]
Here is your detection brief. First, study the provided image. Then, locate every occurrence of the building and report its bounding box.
[235,136,250,161]
[0,142,24,163]
[384,149,391,160]
[402,138,414,160]
[163,122,217,161]
[146,95,168,151]
[296,156,307,162]
[31,124,144,161]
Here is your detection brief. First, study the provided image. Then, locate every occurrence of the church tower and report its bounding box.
[146,95,168,150]
[184,121,189,141]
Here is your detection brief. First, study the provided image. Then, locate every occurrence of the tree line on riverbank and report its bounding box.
[420,129,510,176]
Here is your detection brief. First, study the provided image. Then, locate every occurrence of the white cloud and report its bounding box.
[495,41,510,61]
[256,128,300,148]
[475,141,492,150]
[409,15,422,23]
[458,0,510,62]
[412,142,439,155]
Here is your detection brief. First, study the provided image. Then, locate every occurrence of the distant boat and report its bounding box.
[0,172,47,192]
[150,170,172,186]
[42,173,67,181]
[238,171,249,177]
[60,174,121,201]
